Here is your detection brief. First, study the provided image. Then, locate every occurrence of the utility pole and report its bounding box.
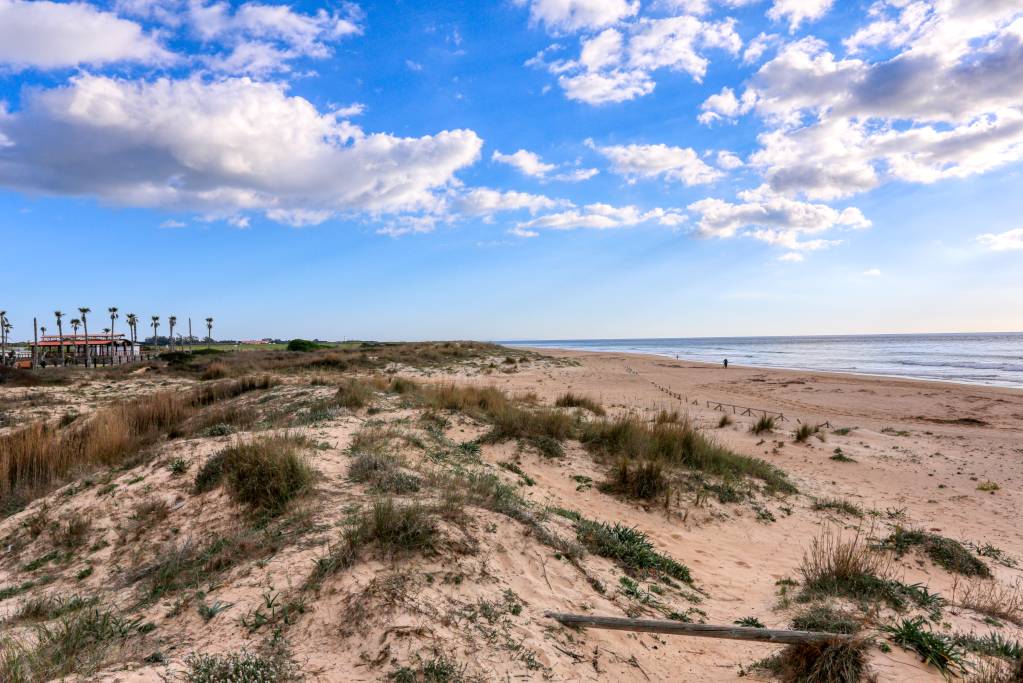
[33,317,38,369]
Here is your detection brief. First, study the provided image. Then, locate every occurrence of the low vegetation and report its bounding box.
[952,577,1023,625]
[554,392,605,415]
[194,434,314,515]
[1,376,274,514]
[882,616,967,676]
[0,607,149,681]
[811,498,864,518]
[601,458,669,500]
[575,518,691,584]
[794,423,822,443]
[798,527,941,612]
[790,604,862,635]
[751,415,775,434]
[768,638,873,683]
[880,527,990,577]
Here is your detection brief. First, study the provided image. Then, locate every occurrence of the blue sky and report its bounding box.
[1,0,1021,340]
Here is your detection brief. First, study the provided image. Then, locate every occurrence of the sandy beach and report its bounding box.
[1,344,1021,681]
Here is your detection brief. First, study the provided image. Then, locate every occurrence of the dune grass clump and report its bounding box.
[0,607,147,682]
[575,519,691,584]
[334,378,375,410]
[882,617,967,676]
[717,414,733,428]
[790,604,862,635]
[417,383,576,457]
[581,416,796,494]
[348,452,420,494]
[193,435,313,515]
[554,393,605,415]
[220,436,313,515]
[751,415,776,434]
[799,527,940,612]
[811,498,864,518]
[308,498,437,587]
[771,638,874,683]
[0,377,274,515]
[795,423,822,443]
[952,631,1023,662]
[601,458,669,500]
[881,528,990,577]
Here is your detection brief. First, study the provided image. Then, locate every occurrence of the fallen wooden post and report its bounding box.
[545,613,851,644]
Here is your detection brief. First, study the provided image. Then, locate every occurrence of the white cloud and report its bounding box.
[592,142,724,184]
[492,149,557,178]
[454,188,564,215]
[687,187,869,254]
[536,15,742,105]
[767,0,834,32]
[513,202,686,236]
[716,150,744,169]
[778,251,803,262]
[976,227,1023,251]
[862,267,882,276]
[0,0,172,69]
[698,86,756,124]
[406,59,423,71]
[558,68,655,104]
[553,167,600,181]
[733,8,1023,200]
[742,32,779,64]
[160,219,187,228]
[517,0,639,34]
[0,75,482,226]
[114,0,363,75]
[492,148,598,182]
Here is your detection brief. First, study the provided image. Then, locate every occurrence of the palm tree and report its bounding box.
[205,317,214,349]
[0,310,7,366]
[1,320,11,366]
[0,311,8,367]
[54,310,65,366]
[151,316,160,351]
[78,307,91,368]
[126,314,138,360]
[168,316,177,352]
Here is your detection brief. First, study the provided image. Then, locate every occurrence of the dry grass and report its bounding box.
[953,577,1023,626]
[602,458,669,500]
[554,392,605,415]
[581,416,796,494]
[1,377,274,514]
[774,638,875,683]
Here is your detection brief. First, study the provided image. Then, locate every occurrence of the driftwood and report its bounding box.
[545,613,851,644]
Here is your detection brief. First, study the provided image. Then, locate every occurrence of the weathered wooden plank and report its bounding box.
[545,613,851,644]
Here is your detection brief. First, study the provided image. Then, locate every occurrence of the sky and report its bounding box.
[0,0,1022,341]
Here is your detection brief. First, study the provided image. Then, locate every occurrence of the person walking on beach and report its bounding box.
[723,358,728,369]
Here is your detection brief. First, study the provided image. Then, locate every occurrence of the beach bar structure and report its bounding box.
[29,333,141,367]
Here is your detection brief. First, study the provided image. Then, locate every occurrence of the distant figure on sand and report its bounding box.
[723,358,728,369]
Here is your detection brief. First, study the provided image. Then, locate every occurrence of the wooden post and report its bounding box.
[32,318,38,369]
[545,613,850,645]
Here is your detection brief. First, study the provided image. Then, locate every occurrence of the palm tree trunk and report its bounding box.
[83,319,89,368]
[57,321,64,366]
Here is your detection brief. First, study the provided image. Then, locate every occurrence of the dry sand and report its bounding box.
[1,348,1021,682]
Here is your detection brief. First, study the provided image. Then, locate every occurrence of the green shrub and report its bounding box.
[286,339,324,352]
[882,617,967,676]
[575,519,691,584]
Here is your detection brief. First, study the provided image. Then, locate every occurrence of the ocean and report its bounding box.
[505,333,1023,389]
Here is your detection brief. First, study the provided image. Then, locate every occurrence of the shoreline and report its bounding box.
[508,343,1023,393]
